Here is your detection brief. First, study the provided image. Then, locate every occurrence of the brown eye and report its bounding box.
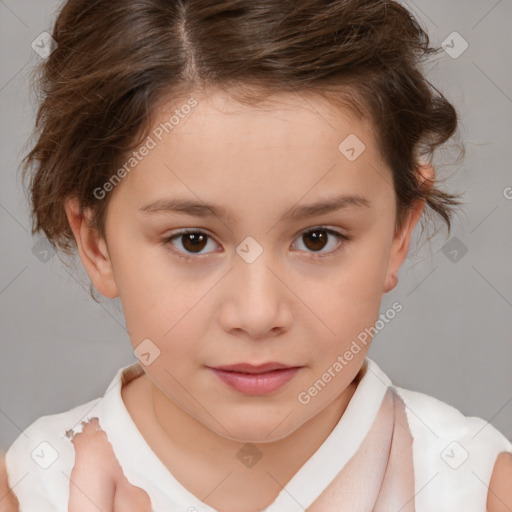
[162,226,349,262]
[302,230,328,252]
[180,232,208,253]
[292,227,349,257]
[162,229,219,259]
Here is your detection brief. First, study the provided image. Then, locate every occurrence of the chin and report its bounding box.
[208,413,302,445]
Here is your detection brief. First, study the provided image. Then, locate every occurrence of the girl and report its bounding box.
[2,0,511,510]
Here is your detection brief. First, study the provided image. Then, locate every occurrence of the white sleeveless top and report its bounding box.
[5,357,512,511]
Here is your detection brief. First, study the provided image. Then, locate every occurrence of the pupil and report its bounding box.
[183,233,206,253]
[304,230,327,251]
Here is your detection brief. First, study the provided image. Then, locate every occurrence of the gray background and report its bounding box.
[1,0,511,453]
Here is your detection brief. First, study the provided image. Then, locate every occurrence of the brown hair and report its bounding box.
[20,0,464,293]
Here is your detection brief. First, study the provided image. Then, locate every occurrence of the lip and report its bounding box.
[210,362,297,374]
[208,365,302,395]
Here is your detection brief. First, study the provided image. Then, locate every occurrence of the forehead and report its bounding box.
[111,88,392,215]
[153,87,370,140]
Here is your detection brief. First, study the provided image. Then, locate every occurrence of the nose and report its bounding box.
[218,250,293,340]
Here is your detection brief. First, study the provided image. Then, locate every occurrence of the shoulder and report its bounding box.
[3,396,103,510]
[391,385,512,449]
[391,385,512,509]
[487,451,512,512]
[0,453,19,512]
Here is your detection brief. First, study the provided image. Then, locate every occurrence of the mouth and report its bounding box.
[208,362,300,374]
[206,363,303,395]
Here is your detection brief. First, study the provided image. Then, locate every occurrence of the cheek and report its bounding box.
[108,230,197,331]
[113,266,207,370]
[309,239,390,347]
[122,287,204,362]
[341,251,388,304]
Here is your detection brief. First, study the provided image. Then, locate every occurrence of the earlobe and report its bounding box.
[381,209,419,295]
[382,164,435,295]
[382,272,399,294]
[63,197,119,299]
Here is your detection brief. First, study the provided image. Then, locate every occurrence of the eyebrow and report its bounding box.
[139,194,371,224]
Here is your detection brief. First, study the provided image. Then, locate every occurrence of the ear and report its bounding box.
[63,197,119,299]
[382,164,435,294]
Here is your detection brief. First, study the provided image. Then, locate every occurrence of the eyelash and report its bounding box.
[161,226,351,262]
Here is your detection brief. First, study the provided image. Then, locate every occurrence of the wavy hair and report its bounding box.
[20,0,464,284]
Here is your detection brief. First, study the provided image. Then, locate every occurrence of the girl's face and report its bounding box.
[67,88,428,442]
